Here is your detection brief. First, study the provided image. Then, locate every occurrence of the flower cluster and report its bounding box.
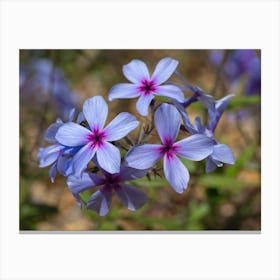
[38,57,235,216]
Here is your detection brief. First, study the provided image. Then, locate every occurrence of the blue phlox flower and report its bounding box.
[55,96,139,176]
[67,165,149,215]
[125,103,214,193]
[38,109,81,182]
[207,93,235,132]
[178,94,235,173]
[108,57,185,116]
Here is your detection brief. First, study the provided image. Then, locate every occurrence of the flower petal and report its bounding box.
[68,108,76,122]
[38,145,62,167]
[123,59,150,83]
[155,85,184,102]
[163,154,189,193]
[83,96,108,131]
[208,94,234,132]
[211,144,235,164]
[194,86,215,109]
[136,93,154,116]
[154,103,181,143]
[115,184,148,211]
[174,134,214,161]
[125,144,162,169]
[87,189,112,216]
[44,122,62,143]
[67,172,105,195]
[205,157,218,173]
[77,111,85,124]
[151,57,178,85]
[118,165,149,181]
[96,142,121,174]
[56,122,91,146]
[206,156,223,173]
[57,155,73,176]
[104,112,139,141]
[72,142,97,176]
[108,83,140,101]
[173,100,197,134]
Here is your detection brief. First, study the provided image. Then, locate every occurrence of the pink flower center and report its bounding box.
[138,79,157,95]
[87,129,107,148]
[159,138,178,159]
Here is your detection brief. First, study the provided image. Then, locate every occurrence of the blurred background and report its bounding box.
[20,50,261,230]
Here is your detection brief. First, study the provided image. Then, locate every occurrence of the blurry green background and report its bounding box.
[20,50,261,230]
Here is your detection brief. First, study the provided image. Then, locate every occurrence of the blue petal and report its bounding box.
[56,122,91,146]
[173,100,197,134]
[72,142,97,176]
[83,96,108,131]
[44,122,63,143]
[123,59,150,83]
[205,157,218,173]
[125,144,162,169]
[216,94,235,113]
[136,93,154,116]
[211,144,235,164]
[154,103,180,143]
[96,142,121,174]
[67,172,105,195]
[208,94,234,131]
[68,108,76,122]
[155,85,184,102]
[77,111,85,124]
[87,188,112,216]
[38,145,62,167]
[194,117,205,134]
[104,112,139,141]
[174,134,214,161]
[163,154,189,193]
[115,184,148,210]
[151,57,178,85]
[118,165,149,181]
[57,155,74,176]
[108,83,140,101]
[195,86,215,108]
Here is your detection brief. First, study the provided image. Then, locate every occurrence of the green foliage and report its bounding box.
[186,201,210,230]
[227,96,260,111]
[226,144,257,177]
[199,174,257,192]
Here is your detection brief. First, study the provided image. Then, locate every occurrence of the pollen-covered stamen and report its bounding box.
[138,79,157,95]
[87,129,107,148]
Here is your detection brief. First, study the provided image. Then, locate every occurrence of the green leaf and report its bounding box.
[186,201,210,230]
[227,96,260,111]
[199,174,257,191]
[226,144,256,177]
[79,190,93,203]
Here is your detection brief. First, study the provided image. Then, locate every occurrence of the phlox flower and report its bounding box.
[125,103,214,193]
[38,109,80,182]
[67,165,148,216]
[178,94,235,173]
[55,96,139,176]
[108,57,185,116]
